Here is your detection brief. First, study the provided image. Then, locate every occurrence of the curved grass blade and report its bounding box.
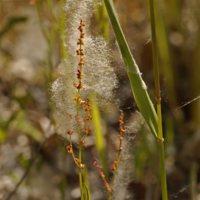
[84,184,91,200]
[103,0,158,137]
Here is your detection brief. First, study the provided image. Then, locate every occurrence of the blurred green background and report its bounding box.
[0,0,200,200]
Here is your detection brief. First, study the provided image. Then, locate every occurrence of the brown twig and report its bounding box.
[5,120,54,200]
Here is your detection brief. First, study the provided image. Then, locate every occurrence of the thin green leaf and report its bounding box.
[60,0,68,60]
[91,93,108,177]
[103,0,158,137]
[153,1,177,107]
[90,99,104,152]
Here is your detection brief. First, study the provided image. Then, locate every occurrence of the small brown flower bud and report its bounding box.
[67,129,74,135]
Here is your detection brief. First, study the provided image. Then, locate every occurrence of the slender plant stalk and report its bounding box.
[66,20,91,200]
[77,43,84,200]
[109,111,124,194]
[5,117,54,200]
[59,0,67,60]
[5,138,49,200]
[190,162,198,200]
[102,1,109,41]
[35,2,53,82]
[153,1,177,108]
[148,0,168,199]
[77,113,84,200]
[108,133,122,200]
[93,111,124,200]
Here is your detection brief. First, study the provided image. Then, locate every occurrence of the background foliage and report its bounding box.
[0,0,200,200]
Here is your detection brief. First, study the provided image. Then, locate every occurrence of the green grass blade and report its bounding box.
[94,1,109,41]
[153,1,177,108]
[103,0,158,137]
[91,97,104,152]
[60,0,68,60]
[91,93,108,177]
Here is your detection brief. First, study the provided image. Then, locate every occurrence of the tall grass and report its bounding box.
[148,0,168,199]
[103,0,168,199]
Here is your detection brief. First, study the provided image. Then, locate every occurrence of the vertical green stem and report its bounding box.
[77,79,84,200]
[109,147,121,192]
[76,95,84,200]
[149,0,168,199]
[190,162,198,200]
[79,159,84,200]
[35,2,53,81]
[77,35,84,200]
[60,0,67,60]
[102,1,109,41]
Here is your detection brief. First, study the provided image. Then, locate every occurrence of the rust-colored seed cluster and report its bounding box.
[66,20,92,170]
[117,110,125,151]
[75,158,85,169]
[80,99,92,147]
[93,111,125,193]
[66,145,72,154]
[67,129,74,135]
[74,20,86,90]
[93,157,111,192]
[112,161,117,171]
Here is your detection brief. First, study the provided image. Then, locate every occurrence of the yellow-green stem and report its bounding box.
[109,112,124,199]
[69,136,79,167]
[77,83,84,200]
[149,0,168,199]
[157,100,168,200]
[77,93,84,200]
[77,38,84,200]
[110,137,122,193]
[109,148,121,194]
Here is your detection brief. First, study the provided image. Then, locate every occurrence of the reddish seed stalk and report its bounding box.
[93,110,125,196]
[66,20,93,162]
[65,20,93,200]
[66,20,87,167]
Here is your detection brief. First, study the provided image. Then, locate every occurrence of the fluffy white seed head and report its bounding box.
[51,0,118,138]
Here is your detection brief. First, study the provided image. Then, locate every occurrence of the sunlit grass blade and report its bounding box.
[94,0,109,41]
[91,93,108,177]
[103,0,158,137]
